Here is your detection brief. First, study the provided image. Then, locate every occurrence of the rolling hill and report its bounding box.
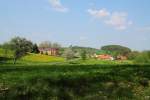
[21,53,65,63]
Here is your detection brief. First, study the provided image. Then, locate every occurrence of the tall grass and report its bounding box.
[0,64,150,99]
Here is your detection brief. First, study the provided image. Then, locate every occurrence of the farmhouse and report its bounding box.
[92,50,114,60]
[39,48,59,56]
[97,54,114,60]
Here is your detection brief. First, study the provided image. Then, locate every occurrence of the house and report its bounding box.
[92,50,114,60]
[92,53,114,60]
[39,48,59,56]
[97,54,114,60]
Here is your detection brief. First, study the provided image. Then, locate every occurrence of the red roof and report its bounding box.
[97,54,113,59]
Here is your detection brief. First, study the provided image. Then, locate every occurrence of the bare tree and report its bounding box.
[39,41,61,49]
[39,41,52,48]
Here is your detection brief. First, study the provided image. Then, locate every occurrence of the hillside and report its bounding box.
[0,48,65,64]
[21,53,65,63]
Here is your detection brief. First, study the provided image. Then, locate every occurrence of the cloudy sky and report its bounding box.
[0,0,150,51]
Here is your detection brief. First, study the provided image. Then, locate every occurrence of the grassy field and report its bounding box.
[1,64,150,100]
[0,48,133,65]
[68,59,133,65]
[0,50,65,64]
[1,48,150,99]
[21,53,65,63]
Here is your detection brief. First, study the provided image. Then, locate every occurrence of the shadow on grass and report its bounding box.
[0,57,12,64]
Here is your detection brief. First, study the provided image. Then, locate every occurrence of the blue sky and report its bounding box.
[0,0,150,51]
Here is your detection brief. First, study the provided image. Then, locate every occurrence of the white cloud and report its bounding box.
[105,12,132,30]
[87,8,132,30]
[49,0,68,13]
[87,8,110,18]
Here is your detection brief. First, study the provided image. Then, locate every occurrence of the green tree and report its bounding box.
[134,51,150,63]
[128,51,139,60]
[71,46,98,58]
[2,42,10,57]
[101,45,131,57]
[32,44,39,53]
[6,37,33,64]
[81,50,87,60]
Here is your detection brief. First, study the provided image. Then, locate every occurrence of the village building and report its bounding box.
[92,50,114,60]
[96,54,114,60]
[39,48,59,56]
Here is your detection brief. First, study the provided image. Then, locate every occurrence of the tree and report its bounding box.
[39,41,52,48]
[32,44,39,53]
[101,45,131,57]
[2,42,10,57]
[71,46,98,58]
[128,51,139,60]
[63,48,75,60]
[52,42,61,48]
[81,50,87,60]
[6,37,33,64]
[134,51,150,63]
[39,41,61,49]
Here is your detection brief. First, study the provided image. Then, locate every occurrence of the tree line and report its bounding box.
[0,36,150,64]
[0,37,89,64]
[100,45,150,63]
[0,37,62,64]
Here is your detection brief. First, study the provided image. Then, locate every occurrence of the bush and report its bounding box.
[128,51,139,60]
[134,51,150,63]
[139,78,149,87]
[45,51,48,55]
[32,44,39,54]
[81,50,87,60]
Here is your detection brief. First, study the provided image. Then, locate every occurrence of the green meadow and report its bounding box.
[0,48,132,65]
[1,45,150,100]
[1,64,150,100]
